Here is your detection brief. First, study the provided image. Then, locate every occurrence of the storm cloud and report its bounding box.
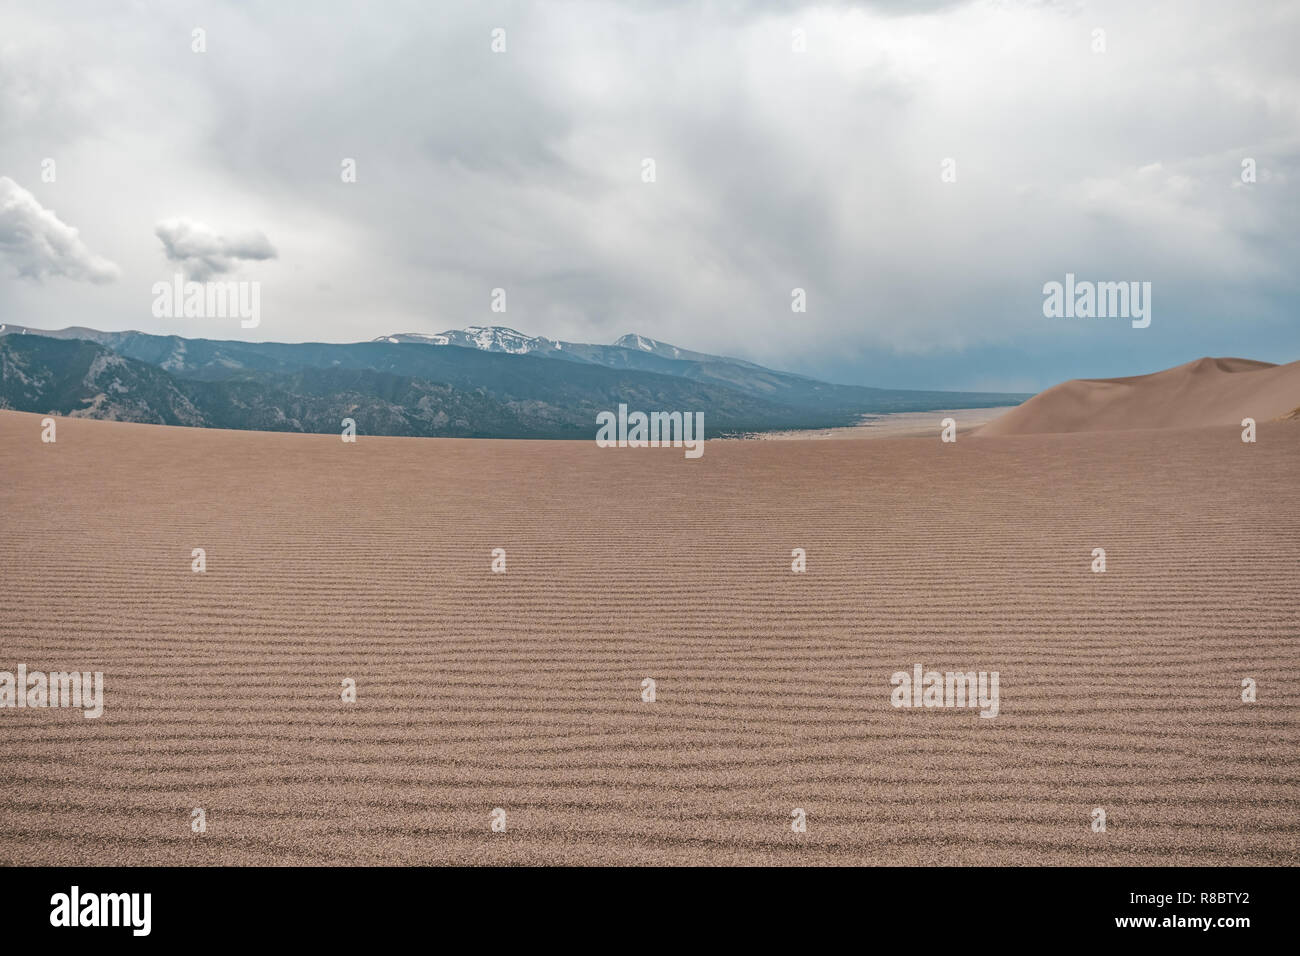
[0,0,1296,389]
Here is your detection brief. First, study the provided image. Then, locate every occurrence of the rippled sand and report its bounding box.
[1,410,1296,865]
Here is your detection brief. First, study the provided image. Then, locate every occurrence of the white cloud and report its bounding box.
[0,176,120,283]
[155,218,277,281]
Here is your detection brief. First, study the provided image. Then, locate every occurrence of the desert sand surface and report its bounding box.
[979,356,1300,436]
[1,409,1297,866]
[749,407,1010,441]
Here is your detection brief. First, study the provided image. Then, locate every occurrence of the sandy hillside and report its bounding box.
[0,409,1297,865]
[978,357,1300,437]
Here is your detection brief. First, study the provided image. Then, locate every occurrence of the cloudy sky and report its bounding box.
[1,0,1296,391]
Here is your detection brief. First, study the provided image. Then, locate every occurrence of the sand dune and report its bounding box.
[978,357,1300,437]
[1,410,1297,865]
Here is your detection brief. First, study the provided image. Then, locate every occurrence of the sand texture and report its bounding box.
[979,357,1300,436]
[1,409,1297,865]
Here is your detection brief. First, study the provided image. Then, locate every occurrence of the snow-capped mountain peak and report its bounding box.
[374,326,748,368]
[373,326,559,354]
[612,333,684,359]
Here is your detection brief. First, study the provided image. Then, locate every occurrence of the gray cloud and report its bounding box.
[155,218,277,281]
[0,176,120,283]
[0,0,1297,388]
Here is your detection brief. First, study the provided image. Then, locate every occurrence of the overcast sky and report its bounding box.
[1,0,1296,391]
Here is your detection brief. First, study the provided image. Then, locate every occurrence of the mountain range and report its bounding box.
[0,323,1029,439]
[378,327,763,368]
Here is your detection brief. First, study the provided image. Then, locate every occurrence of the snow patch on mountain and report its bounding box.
[615,333,685,358]
[378,326,725,365]
[377,327,564,354]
